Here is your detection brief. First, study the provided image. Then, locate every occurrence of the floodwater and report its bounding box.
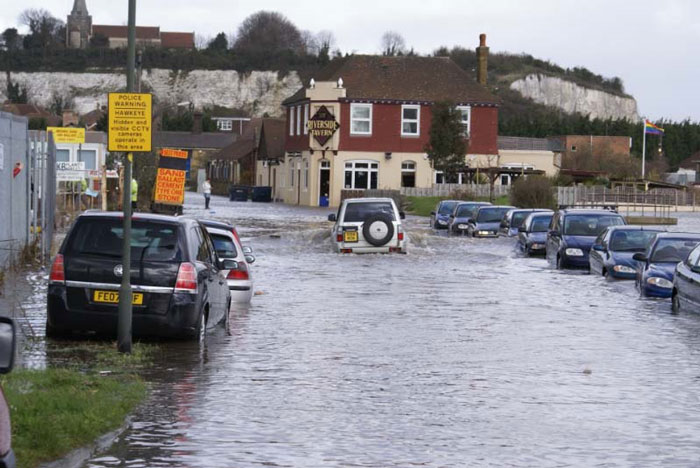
[6,194,700,467]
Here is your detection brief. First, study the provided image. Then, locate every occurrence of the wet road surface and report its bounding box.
[7,194,700,467]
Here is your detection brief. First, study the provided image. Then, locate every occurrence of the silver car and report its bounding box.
[202,220,255,303]
[328,198,407,254]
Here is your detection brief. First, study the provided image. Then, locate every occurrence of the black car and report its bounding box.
[47,212,232,339]
[673,243,700,313]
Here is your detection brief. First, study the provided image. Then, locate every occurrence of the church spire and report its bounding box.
[71,0,89,16]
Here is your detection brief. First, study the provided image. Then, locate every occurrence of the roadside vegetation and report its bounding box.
[509,176,557,210]
[1,342,154,468]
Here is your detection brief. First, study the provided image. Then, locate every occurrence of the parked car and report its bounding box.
[634,233,700,298]
[201,219,255,304]
[328,198,407,253]
[589,226,664,279]
[430,199,460,229]
[672,243,700,313]
[466,205,515,238]
[47,212,232,340]
[0,317,16,468]
[516,212,554,255]
[500,209,551,237]
[546,209,626,269]
[447,201,491,235]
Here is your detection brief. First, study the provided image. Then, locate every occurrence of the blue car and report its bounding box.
[500,209,552,237]
[447,201,491,235]
[634,233,700,298]
[516,212,554,255]
[546,209,626,269]
[589,226,664,279]
[672,243,700,313]
[466,205,515,238]
[430,199,460,230]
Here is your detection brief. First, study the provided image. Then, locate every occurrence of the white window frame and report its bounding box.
[456,106,471,137]
[343,160,379,190]
[303,104,309,135]
[217,119,233,131]
[401,105,420,137]
[304,159,309,189]
[350,103,372,135]
[289,158,295,187]
[289,107,294,136]
[296,105,301,136]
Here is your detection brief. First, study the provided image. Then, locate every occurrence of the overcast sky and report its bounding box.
[2,0,699,122]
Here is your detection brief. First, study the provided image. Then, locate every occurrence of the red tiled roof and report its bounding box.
[161,32,195,49]
[283,55,499,106]
[213,118,286,161]
[92,25,160,40]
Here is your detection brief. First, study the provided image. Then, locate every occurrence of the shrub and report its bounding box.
[510,176,556,210]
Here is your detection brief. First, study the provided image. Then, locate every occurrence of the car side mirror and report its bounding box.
[549,230,560,237]
[222,259,239,270]
[592,244,605,252]
[399,211,406,220]
[632,253,648,262]
[0,317,16,374]
[430,211,436,216]
[449,214,455,218]
[467,218,474,224]
[245,255,256,264]
[242,246,253,255]
[327,214,337,222]
[518,226,527,233]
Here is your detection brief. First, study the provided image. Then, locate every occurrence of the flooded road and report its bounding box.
[8,194,700,466]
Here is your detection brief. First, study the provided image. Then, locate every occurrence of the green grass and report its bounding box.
[406,195,511,217]
[1,343,154,468]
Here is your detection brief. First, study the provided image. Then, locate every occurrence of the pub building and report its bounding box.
[257,36,500,207]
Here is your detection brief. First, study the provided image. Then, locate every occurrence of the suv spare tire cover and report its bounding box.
[362,213,395,247]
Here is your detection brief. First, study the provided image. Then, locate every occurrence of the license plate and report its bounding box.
[344,231,358,242]
[93,290,144,305]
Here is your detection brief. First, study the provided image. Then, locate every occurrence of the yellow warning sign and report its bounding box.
[108,93,152,152]
[47,127,86,144]
[154,168,186,205]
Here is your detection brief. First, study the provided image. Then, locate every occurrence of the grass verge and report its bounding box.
[1,342,154,468]
[406,195,511,217]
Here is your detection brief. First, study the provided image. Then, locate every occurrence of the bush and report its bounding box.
[510,176,556,210]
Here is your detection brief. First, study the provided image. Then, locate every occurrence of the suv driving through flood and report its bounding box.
[328,198,407,253]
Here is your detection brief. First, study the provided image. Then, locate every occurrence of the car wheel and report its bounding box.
[196,309,207,342]
[362,213,395,247]
[672,291,681,315]
[45,321,67,339]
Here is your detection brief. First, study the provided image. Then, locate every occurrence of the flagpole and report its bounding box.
[641,120,646,179]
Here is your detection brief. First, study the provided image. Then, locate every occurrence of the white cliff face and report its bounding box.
[510,74,639,121]
[0,69,303,117]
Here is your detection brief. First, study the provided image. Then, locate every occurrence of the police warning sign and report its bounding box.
[108,93,152,152]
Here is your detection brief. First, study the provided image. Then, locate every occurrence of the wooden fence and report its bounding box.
[400,184,510,198]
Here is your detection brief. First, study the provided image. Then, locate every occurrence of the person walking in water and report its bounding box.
[202,178,212,209]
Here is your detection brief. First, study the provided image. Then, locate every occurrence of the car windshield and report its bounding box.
[651,239,700,263]
[609,230,659,252]
[563,214,624,236]
[343,202,395,223]
[210,234,238,259]
[511,211,531,228]
[530,215,553,232]
[455,204,481,217]
[438,201,458,215]
[65,218,181,262]
[477,207,511,223]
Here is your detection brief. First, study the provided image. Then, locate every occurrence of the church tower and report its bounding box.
[66,0,92,49]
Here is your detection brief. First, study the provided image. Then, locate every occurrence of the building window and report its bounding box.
[56,149,70,162]
[78,149,97,170]
[296,105,301,135]
[435,171,444,185]
[304,159,309,189]
[456,106,471,137]
[344,160,378,189]
[289,107,294,136]
[304,104,309,135]
[401,105,420,136]
[289,161,295,187]
[401,161,416,187]
[217,119,233,131]
[571,145,577,152]
[350,103,372,135]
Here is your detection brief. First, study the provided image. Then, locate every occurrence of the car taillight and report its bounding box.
[226,262,249,280]
[336,234,343,242]
[175,262,198,293]
[231,228,241,244]
[398,232,404,241]
[49,254,65,284]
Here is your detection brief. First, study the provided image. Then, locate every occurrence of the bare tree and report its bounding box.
[194,34,210,50]
[380,31,406,56]
[233,11,305,56]
[300,30,319,55]
[19,8,64,49]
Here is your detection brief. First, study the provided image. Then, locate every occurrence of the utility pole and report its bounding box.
[117,0,137,354]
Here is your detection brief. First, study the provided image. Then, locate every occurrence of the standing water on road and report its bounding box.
[75,194,700,466]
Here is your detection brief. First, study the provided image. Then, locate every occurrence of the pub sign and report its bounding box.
[308,106,340,146]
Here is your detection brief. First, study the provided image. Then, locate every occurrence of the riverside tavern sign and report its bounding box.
[308,106,339,146]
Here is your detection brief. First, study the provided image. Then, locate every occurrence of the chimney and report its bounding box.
[476,33,489,86]
[192,111,203,134]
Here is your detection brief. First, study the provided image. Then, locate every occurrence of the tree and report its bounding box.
[2,28,20,50]
[19,8,64,49]
[89,32,109,48]
[300,30,318,55]
[425,101,467,176]
[207,32,228,51]
[316,30,335,63]
[6,76,28,104]
[380,31,406,56]
[233,11,305,57]
[510,176,556,209]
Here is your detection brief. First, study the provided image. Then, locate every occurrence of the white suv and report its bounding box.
[328,198,407,254]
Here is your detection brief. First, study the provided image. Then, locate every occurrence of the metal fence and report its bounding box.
[557,185,695,208]
[28,131,57,263]
[400,184,510,198]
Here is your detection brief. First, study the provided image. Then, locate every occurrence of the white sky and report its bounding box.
[2,0,699,121]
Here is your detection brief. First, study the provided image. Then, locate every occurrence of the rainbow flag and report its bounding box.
[644,120,664,135]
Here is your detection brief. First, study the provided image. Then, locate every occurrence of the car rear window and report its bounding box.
[531,215,552,232]
[511,211,530,228]
[343,202,395,222]
[211,234,238,259]
[651,239,700,263]
[438,201,458,215]
[610,230,659,252]
[563,214,624,236]
[455,204,480,217]
[477,207,511,223]
[65,218,181,262]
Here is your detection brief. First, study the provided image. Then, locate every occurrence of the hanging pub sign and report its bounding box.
[308,105,340,146]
